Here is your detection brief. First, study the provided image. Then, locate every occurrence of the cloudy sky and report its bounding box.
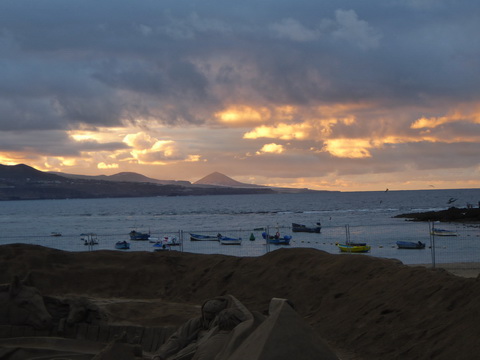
[1,0,479,191]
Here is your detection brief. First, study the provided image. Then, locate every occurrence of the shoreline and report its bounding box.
[413,262,480,278]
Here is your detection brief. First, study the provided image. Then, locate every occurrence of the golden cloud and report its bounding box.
[256,143,285,155]
[322,139,372,158]
[98,162,119,169]
[244,123,310,140]
[215,106,270,125]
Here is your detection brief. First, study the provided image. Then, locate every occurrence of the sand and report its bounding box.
[1,243,480,360]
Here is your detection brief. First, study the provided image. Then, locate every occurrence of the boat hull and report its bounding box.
[337,243,371,253]
[189,233,220,241]
[115,241,130,250]
[219,237,242,245]
[396,241,425,249]
[129,231,150,240]
[430,228,457,236]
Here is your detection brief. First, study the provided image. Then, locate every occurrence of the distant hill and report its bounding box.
[0,164,276,200]
[194,172,263,188]
[0,164,65,183]
[50,171,191,186]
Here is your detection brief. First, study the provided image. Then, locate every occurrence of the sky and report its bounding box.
[1,0,480,192]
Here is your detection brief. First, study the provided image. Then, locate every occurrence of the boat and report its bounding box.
[336,243,371,253]
[219,236,242,245]
[50,232,62,237]
[430,228,458,236]
[129,230,151,240]
[261,232,292,245]
[336,225,370,253]
[151,236,180,246]
[81,233,98,246]
[115,241,130,250]
[396,241,425,249]
[189,233,221,241]
[153,243,171,251]
[291,222,321,233]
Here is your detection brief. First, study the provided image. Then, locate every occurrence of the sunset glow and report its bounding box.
[0,1,479,191]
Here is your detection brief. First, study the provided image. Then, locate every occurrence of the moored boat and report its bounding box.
[153,242,171,251]
[190,233,220,241]
[430,228,458,236]
[219,236,242,245]
[396,241,425,249]
[336,243,371,253]
[292,222,321,233]
[151,236,180,245]
[337,224,370,253]
[115,241,130,250]
[261,232,292,245]
[129,230,151,240]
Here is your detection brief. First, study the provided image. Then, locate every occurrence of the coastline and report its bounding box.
[414,262,480,278]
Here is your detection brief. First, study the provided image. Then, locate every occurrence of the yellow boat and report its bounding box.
[336,243,371,253]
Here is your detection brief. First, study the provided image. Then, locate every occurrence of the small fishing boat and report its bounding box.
[150,236,180,245]
[292,222,321,233]
[336,225,370,253]
[50,232,62,237]
[129,230,151,240]
[219,236,242,245]
[153,243,171,251]
[396,241,425,249]
[261,232,292,245]
[81,233,98,246]
[336,243,371,253]
[190,233,220,241]
[430,228,458,236]
[115,241,130,250]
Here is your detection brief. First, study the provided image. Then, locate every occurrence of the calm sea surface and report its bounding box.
[1,188,479,264]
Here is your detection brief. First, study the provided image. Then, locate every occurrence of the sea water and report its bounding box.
[0,188,479,264]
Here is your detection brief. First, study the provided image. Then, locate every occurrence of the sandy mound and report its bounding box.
[1,244,479,359]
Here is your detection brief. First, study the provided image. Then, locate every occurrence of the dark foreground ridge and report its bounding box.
[1,244,480,359]
[395,206,480,223]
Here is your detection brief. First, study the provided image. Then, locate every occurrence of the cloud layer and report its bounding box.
[1,0,479,190]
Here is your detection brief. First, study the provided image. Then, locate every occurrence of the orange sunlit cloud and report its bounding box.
[255,143,285,155]
[322,139,372,158]
[215,106,270,125]
[411,109,480,129]
[244,123,311,140]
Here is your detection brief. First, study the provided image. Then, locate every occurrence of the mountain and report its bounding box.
[0,164,276,200]
[194,172,263,188]
[0,164,65,183]
[50,171,191,186]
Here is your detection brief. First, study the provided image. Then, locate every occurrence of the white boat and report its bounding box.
[430,228,458,236]
[150,236,180,245]
[81,233,98,246]
[219,236,242,245]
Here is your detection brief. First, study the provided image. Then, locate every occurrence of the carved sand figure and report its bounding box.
[44,295,108,333]
[0,275,52,330]
[152,295,237,360]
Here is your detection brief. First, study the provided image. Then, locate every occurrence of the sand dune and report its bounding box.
[1,244,479,359]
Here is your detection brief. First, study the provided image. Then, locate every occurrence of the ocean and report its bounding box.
[1,188,479,265]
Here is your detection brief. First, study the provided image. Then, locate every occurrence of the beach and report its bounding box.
[1,244,480,359]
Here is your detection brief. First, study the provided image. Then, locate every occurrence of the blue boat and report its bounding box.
[261,232,292,245]
[190,233,220,241]
[129,230,150,240]
[396,241,425,249]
